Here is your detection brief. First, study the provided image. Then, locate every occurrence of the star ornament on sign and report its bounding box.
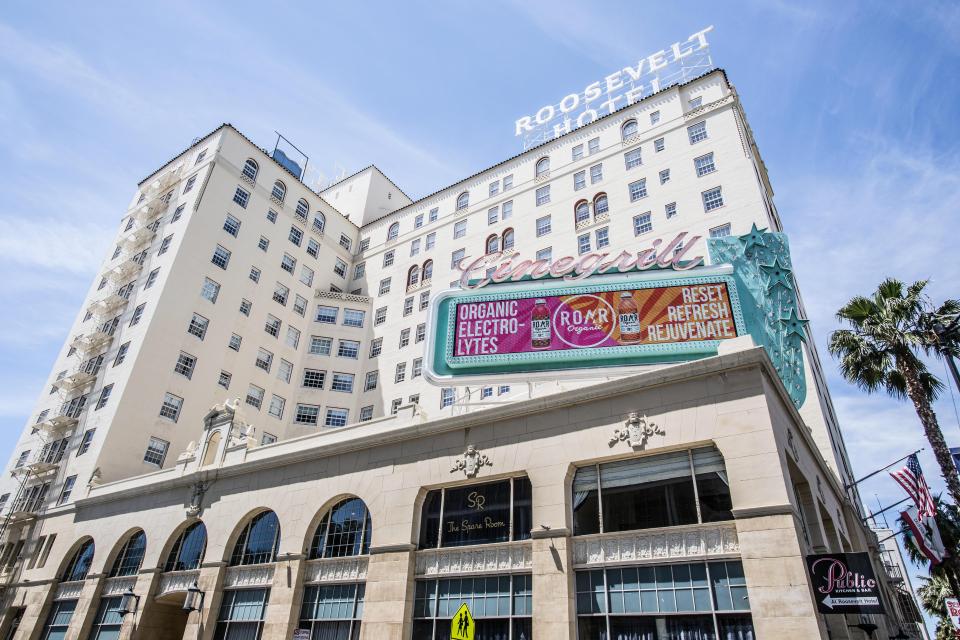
[780,308,809,341]
[738,222,768,255]
[759,257,793,292]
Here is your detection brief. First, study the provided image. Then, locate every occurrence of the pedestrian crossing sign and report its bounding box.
[450,602,475,640]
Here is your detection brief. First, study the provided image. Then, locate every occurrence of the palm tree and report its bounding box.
[829,279,960,506]
[917,574,954,640]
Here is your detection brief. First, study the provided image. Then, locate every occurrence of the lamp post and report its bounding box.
[118,586,140,617]
[182,582,205,614]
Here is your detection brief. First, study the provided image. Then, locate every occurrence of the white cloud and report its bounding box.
[0,216,111,274]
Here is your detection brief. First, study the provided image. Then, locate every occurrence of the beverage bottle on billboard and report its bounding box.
[618,292,641,344]
[531,299,551,349]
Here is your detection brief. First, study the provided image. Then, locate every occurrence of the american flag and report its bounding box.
[890,454,937,518]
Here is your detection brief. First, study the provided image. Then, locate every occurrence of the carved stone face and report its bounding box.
[466,445,476,455]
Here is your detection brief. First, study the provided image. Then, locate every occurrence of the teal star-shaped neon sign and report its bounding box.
[760,257,793,292]
[780,308,809,341]
[739,223,768,254]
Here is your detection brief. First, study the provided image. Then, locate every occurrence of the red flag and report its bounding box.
[890,454,937,518]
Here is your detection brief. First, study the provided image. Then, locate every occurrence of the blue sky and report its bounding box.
[1,0,959,625]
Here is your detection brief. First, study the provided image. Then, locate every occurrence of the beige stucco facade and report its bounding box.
[0,347,913,639]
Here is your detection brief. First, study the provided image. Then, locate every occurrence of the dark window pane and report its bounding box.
[438,481,511,547]
[573,490,600,535]
[697,472,733,522]
[718,614,755,639]
[419,491,442,549]
[601,477,698,532]
[512,477,532,541]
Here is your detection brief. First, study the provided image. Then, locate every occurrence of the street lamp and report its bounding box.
[118,587,140,617]
[182,582,205,613]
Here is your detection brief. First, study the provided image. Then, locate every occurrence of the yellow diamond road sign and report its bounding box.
[450,602,475,640]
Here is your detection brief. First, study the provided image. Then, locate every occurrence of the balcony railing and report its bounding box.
[120,227,156,252]
[130,198,168,225]
[34,413,79,439]
[415,541,532,577]
[71,330,113,355]
[223,564,275,588]
[314,290,372,305]
[572,522,740,568]
[158,569,200,596]
[406,279,432,294]
[87,293,127,319]
[304,556,368,583]
[51,371,96,394]
[106,259,143,284]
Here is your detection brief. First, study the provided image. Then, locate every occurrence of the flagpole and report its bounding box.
[861,497,910,524]
[844,449,924,490]
[875,527,909,545]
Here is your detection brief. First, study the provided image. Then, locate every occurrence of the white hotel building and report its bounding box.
[0,70,926,639]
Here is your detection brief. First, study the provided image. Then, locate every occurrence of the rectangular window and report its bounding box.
[258,236,270,252]
[302,369,326,389]
[588,137,600,154]
[144,268,160,289]
[353,263,366,281]
[280,253,296,274]
[144,437,169,466]
[665,202,677,219]
[395,363,406,383]
[415,213,424,228]
[174,352,196,379]
[399,328,410,348]
[412,358,423,378]
[172,204,185,221]
[416,323,426,343]
[488,181,499,197]
[223,214,241,237]
[264,315,281,337]
[268,395,285,419]
[695,152,716,176]
[337,339,360,359]
[114,341,131,365]
[590,163,603,184]
[536,216,551,237]
[343,309,365,328]
[419,291,430,311]
[378,278,391,295]
[261,432,277,445]
[200,277,220,303]
[232,187,249,208]
[404,297,414,316]
[159,393,183,421]
[307,239,320,258]
[331,373,354,392]
[339,234,352,251]
[503,174,513,190]
[441,388,455,408]
[487,207,498,225]
[248,267,261,285]
[310,336,332,355]
[650,110,661,124]
[278,359,292,384]
[364,371,379,391]
[293,294,308,316]
[255,348,274,372]
[454,220,467,239]
[629,179,648,202]
[633,212,653,236]
[295,404,320,425]
[360,406,374,421]
[94,384,113,410]
[425,232,436,250]
[710,224,732,238]
[228,334,242,351]
[689,95,703,108]
[499,201,512,221]
[451,248,465,269]
[316,305,338,324]
[218,371,232,389]
[654,137,665,152]
[536,247,552,262]
[266,210,278,223]
[702,186,724,211]
[369,337,383,357]
[624,148,642,170]
[429,207,439,222]
[383,250,395,268]
[299,265,314,287]
[325,408,349,428]
[334,258,347,278]
[286,326,301,349]
[595,227,610,249]
[211,245,231,269]
[688,121,708,144]
[659,168,671,184]
[245,384,265,410]
[410,239,421,256]
[391,398,402,414]
[289,226,304,246]
[374,307,387,325]
[572,144,584,161]
[577,234,591,255]
[535,185,550,206]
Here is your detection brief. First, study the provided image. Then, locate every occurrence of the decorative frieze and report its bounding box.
[304,557,368,583]
[101,576,137,596]
[158,570,200,596]
[415,541,532,577]
[223,564,275,588]
[54,580,84,600]
[572,523,739,567]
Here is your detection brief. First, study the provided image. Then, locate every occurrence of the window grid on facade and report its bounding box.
[302,369,326,389]
[295,404,320,425]
[174,352,196,379]
[338,340,360,359]
[144,437,169,466]
[710,224,732,238]
[325,408,349,428]
[633,213,653,236]
[246,385,265,410]
[629,179,648,202]
[331,373,354,393]
[159,393,182,421]
[695,152,716,177]
[688,121,708,144]
[232,187,249,208]
[702,187,724,211]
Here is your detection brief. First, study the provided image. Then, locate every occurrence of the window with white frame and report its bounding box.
[334,258,347,278]
[654,137,665,152]
[364,371,378,391]
[419,291,430,310]
[416,323,426,343]
[354,263,366,280]
[307,239,319,258]
[536,216,551,237]
[383,250,395,267]
[577,234,591,255]
[232,187,249,208]
[536,247,552,262]
[331,373,354,393]
[694,152,716,176]
[454,220,467,239]
[374,307,387,326]
[621,119,639,140]
[264,315,281,337]
[277,360,293,383]
[223,214,240,237]
[404,297,414,316]
[159,393,182,421]
[315,305,338,324]
[659,169,671,184]
[702,186,724,211]
[412,358,422,378]
[590,164,603,184]
[595,227,610,249]
[268,395,285,419]
[339,234,352,251]
[359,406,374,422]
[343,309,365,327]
[391,398,402,415]
[302,369,326,389]
[572,144,584,161]
[174,352,196,379]
[245,384,265,410]
[310,336,332,355]
[187,313,208,339]
[395,363,406,383]
[200,277,220,303]
[228,334,242,351]
[337,340,360,359]
[325,408,349,427]
[425,232,436,250]
[487,207,498,225]
[687,121,708,144]
[289,226,303,246]
[255,348,273,373]
[144,437,169,466]
[218,371,231,389]
[456,192,469,211]
[281,253,296,274]
[294,294,308,317]
[633,212,653,236]
[285,326,300,349]
[295,404,320,425]
[429,207,439,222]
[441,388,455,408]
[451,248,465,269]
[710,224,732,238]
[488,181,499,197]
[650,110,661,124]
[624,148,642,170]
[399,328,411,348]
[369,337,383,358]
[588,137,600,154]
[629,179,648,202]
[535,185,550,206]
[411,238,421,256]
[379,278,391,295]
[665,202,677,218]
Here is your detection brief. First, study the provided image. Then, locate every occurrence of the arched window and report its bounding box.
[535,157,550,177]
[271,180,286,202]
[295,199,309,220]
[422,259,433,282]
[575,200,591,225]
[485,234,499,255]
[309,498,371,559]
[230,511,280,566]
[313,212,326,234]
[109,531,146,577]
[387,222,400,241]
[502,228,515,251]
[242,159,259,181]
[62,539,94,582]
[164,521,207,572]
[456,192,470,211]
[621,119,639,140]
[407,265,420,287]
[594,193,609,216]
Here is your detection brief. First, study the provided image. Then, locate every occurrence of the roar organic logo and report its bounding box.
[552,294,616,348]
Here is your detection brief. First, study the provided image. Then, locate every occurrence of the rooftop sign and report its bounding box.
[515,26,715,149]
